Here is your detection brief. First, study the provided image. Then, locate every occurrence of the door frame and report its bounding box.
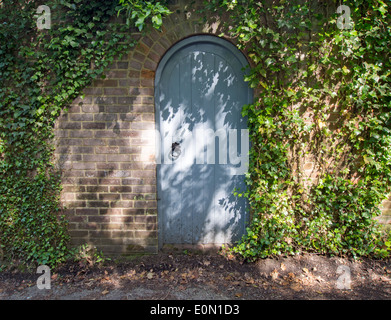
[154,34,252,249]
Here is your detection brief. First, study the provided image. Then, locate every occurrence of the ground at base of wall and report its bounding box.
[0,252,390,300]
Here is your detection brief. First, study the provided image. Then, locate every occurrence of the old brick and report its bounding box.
[82,105,102,113]
[94,97,117,105]
[110,201,134,208]
[99,178,121,185]
[143,58,158,71]
[131,105,154,113]
[123,223,146,231]
[111,216,133,223]
[58,139,81,146]
[142,96,154,104]
[94,114,118,122]
[119,113,142,122]
[67,105,81,113]
[65,200,86,208]
[78,222,99,230]
[135,42,150,55]
[72,162,96,170]
[72,146,94,154]
[93,79,118,87]
[128,70,141,78]
[82,87,103,95]
[110,186,133,193]
[141,69,155,79]
[117,62,129,69]
[106,105,130,113]
[83,154,106,162]
[106,70,127,79]
[86,186,109,193]
[151,42,166,56]
[99,193,121,201]
[95,146,119,154]
[132,51,146,62]
[96,163,118,171]
[73,96,93,104]
[61,193,75,201]
[63,186,86,193]
[76,178,98,185]
[135,231,157,239]
[142,113,155,122]
[99,208,122,215]
[68,216,87,223]
[118,96,143,104]
[76,208,99,216]
[132,170,156,178]
[131,122,155,130]
[76,193,98,200]
[120,163,143,170]
[94,130,118,138]
[89,230,112,239]
[69,114,94,121]
[134,215,157,223]
[108,139,131,147]
[107,154,130,162]
[58,122,82,130]
[147,50,160,63]
[133,185,156,193]
[88,216,111,223]
[107,122,132,131]
[87,201,110,208]
[83,139,106,146]
[84,171,101,178]
[83,122,106,130]
[104,88,128,96]
[69,230,89,238]
[134,200,157,208]
[123,78,140,87]
[69,130,94,138]
[123,209,145,215]
[129,60,143,70]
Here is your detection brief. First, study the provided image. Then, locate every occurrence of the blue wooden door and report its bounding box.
[155,35,252,246]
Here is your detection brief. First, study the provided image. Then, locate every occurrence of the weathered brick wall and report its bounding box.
[54,0,236,255]
[54,0,391,256]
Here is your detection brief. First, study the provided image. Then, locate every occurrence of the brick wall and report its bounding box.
[54,0,236,255]
[54,0,391,255]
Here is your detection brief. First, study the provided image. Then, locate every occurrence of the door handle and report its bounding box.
[169,142,181,160]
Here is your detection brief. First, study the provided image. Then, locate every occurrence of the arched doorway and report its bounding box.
[155,35,252,248]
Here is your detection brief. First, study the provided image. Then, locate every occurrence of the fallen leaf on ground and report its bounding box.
[280,263,286,271]
[290,283,302,292]
[271,269,279,280]
[225,275,233,281]
[101,289,109,295]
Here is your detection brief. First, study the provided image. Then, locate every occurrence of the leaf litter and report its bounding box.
[0,252,390,300]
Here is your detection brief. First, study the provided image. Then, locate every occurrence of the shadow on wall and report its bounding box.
[155,35,252,247]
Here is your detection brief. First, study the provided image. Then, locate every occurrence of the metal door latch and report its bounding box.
[169,142,181,160]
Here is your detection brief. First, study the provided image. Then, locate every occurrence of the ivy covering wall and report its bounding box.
[0,0,169,267]
[1,0,391,267]
[206,0,391,259]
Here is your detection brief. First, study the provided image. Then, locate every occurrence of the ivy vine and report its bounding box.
[1,0,391,268]
[0,0,170,268]
[207,0,391,260]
